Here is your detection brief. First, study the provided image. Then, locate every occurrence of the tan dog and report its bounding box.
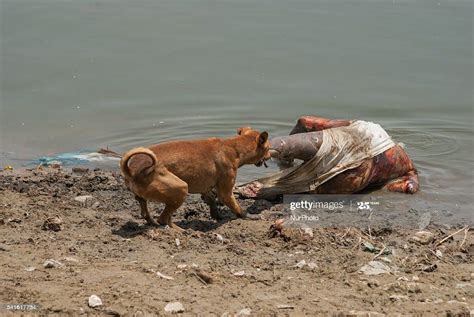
[120,127,270,230]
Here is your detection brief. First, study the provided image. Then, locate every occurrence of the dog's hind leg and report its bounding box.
[158,203,185,231]
[384,169,419,194]
[155,174,188,231]
[135,195,157,225]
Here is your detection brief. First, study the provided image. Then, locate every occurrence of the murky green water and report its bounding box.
[1,0,472,214]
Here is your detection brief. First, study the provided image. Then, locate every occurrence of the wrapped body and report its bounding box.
[237,116,419,199]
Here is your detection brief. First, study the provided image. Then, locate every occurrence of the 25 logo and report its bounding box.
[357,202,372,210]
[356,201,380,211]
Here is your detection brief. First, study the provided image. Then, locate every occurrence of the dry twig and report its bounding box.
[459,227,469,250]
[373,244,387,260]
[436,226,469,246]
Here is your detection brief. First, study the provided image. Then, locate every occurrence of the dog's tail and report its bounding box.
[120,147,158,179]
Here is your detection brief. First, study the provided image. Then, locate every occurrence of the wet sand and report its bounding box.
[0,167,472,316]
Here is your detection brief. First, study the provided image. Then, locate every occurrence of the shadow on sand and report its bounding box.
[111,213,236,238]
[112,199,273,238]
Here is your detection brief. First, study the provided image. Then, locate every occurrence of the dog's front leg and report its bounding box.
[219,192,244,218]
[216,172,244,218]
[217,174,260,220]
[201,190,220,220]
[135,195,157,225]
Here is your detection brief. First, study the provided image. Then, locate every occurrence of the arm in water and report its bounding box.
[269,132,323,162]
[269,115,352,162]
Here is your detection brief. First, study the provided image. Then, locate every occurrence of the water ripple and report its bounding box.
[389,128,460,157]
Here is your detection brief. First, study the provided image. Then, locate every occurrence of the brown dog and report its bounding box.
[120,127,270,230]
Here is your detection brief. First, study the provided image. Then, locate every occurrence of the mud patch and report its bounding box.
[0,168,472,316]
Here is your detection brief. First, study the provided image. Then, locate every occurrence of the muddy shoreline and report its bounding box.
[0,167,472,316]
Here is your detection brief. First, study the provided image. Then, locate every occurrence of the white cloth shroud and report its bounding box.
[242,120,396,197]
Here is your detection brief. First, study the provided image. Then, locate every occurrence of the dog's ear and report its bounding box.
[237,126,251,135]
[258,131,269,144]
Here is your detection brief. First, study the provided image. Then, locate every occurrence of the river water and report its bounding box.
[1,0,472,216]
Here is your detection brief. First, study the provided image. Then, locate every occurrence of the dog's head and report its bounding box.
[237,127,271,167]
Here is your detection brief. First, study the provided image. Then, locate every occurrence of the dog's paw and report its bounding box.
[145,220,160,227]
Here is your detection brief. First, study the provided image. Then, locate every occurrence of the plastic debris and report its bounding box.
[32,151,120,167]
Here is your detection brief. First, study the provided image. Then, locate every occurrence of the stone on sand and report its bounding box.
[411,231,435,245]
[237,308,252,316]
[164,302,184,314]
[88,295,103,308]
[42,216,62,232]
[74,195,94,204]
[43,259,64,269]
[359,261,390,275]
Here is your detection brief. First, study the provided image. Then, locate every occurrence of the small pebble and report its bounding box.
[411,231,435,245]
[307,262,318,270]
[91,202,100,209]
[237,308,251,316]
[88,295,102,308]
[164,302,184,314]
[216,233,224,242]
[74,195,94,204]
[294,260,306,269]
[41,216,62,232]
[43,259,64,269]
[302,227,313,237]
